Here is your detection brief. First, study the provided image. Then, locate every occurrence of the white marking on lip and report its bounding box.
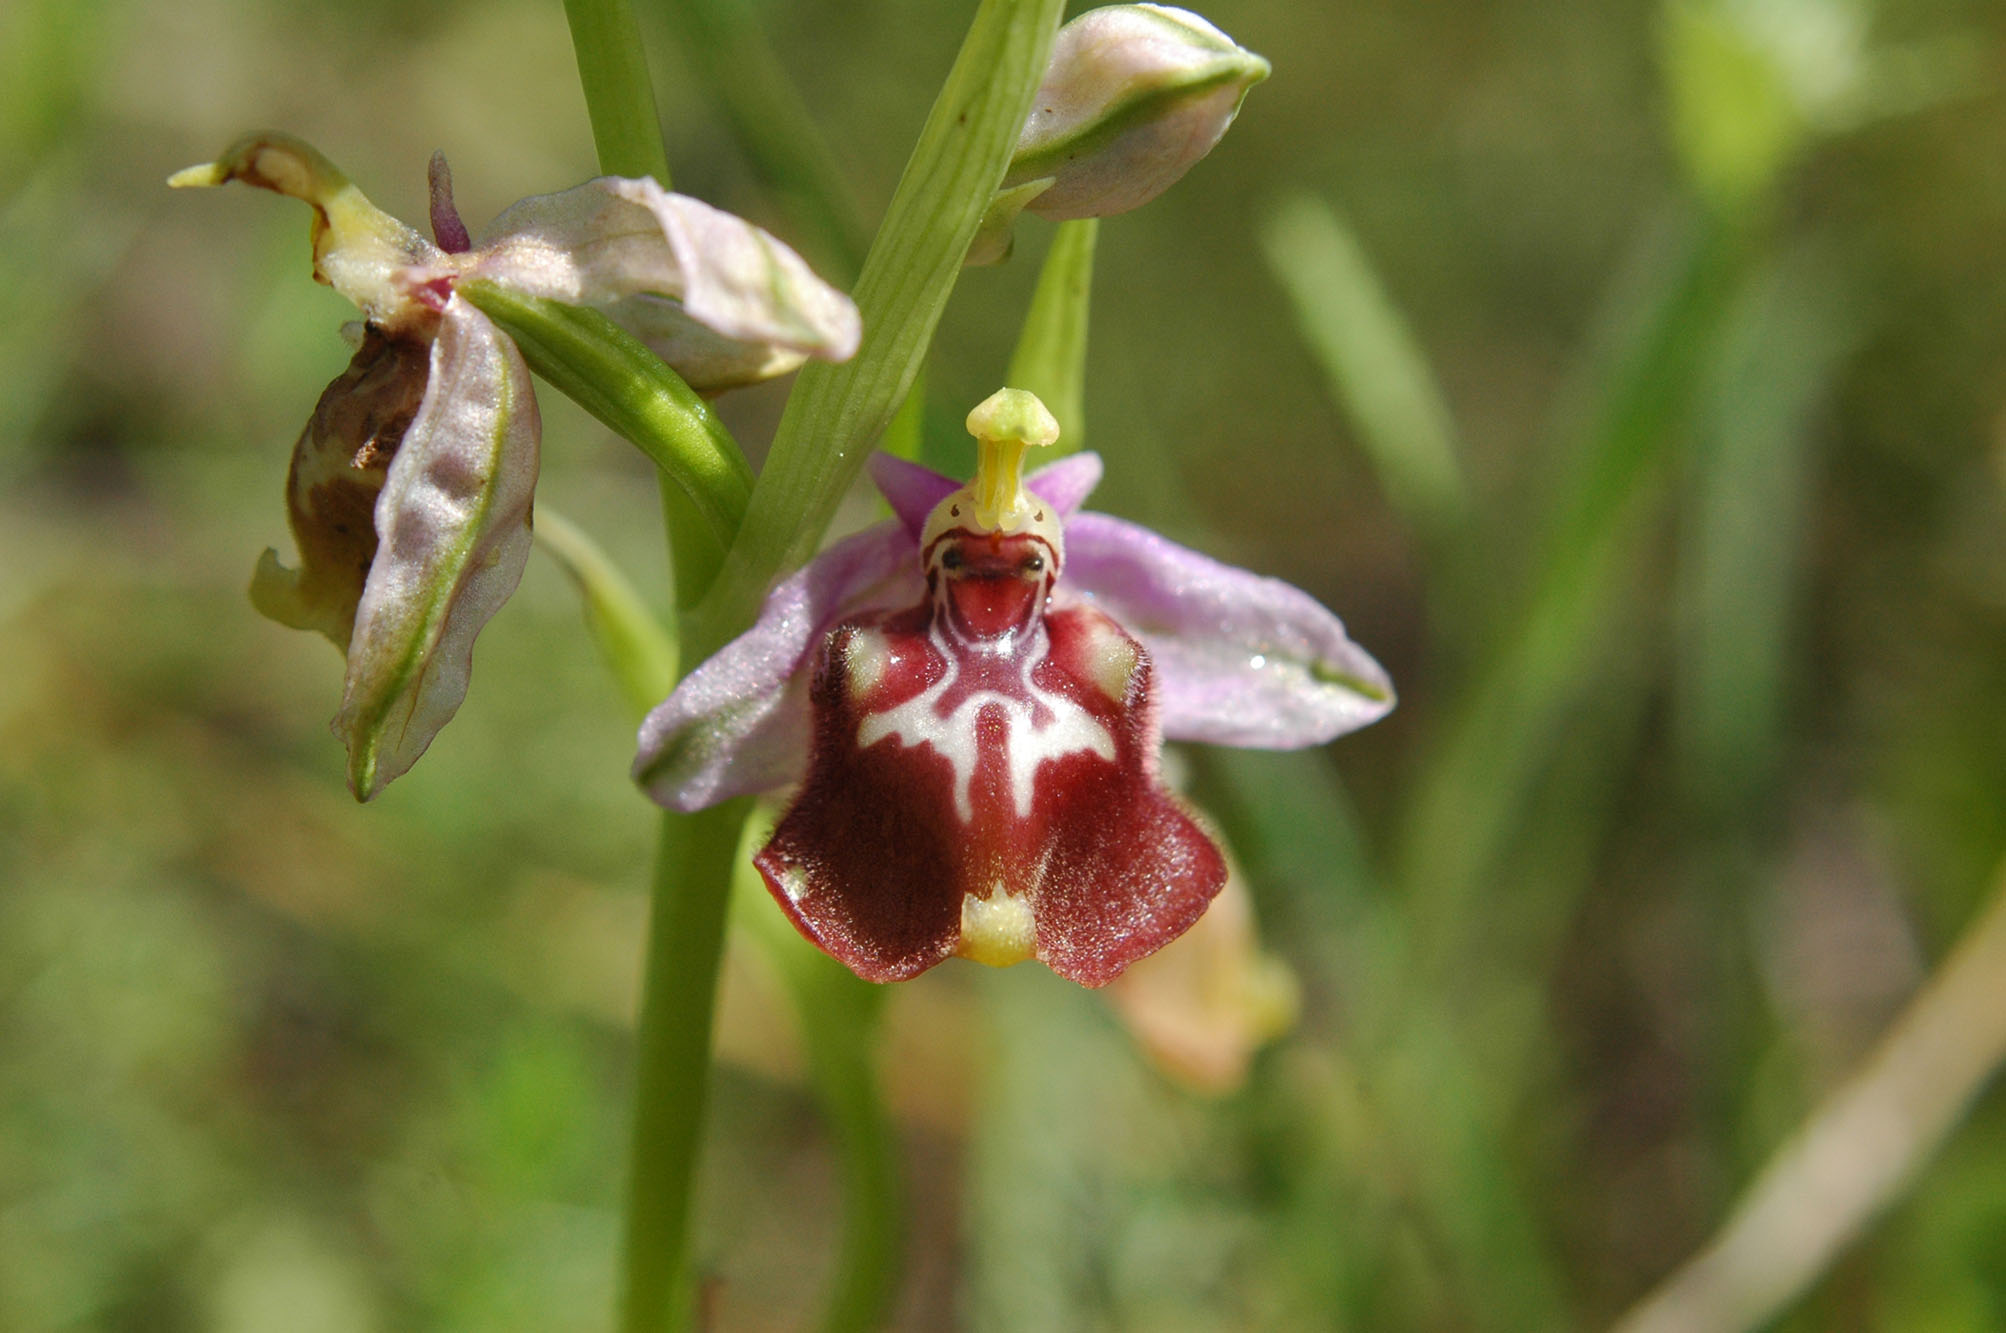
[857,622,1114,823]
[1079,616,1139,702]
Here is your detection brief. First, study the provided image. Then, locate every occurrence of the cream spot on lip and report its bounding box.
[777,865,809,905]
[1082,618,1139,702]
[846,626,890,695]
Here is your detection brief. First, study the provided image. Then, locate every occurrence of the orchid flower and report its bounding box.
[170,133,859,800]
[637,389,1392,986]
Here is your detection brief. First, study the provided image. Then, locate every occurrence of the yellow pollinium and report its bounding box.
[965,388,1061,530]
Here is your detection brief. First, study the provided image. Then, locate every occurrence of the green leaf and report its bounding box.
[1675,243,1857,818]
[1397,209,1744,969]
[689,0,1068,661]
[561,0,672,184]
[879,370,928,463]
[1261,194,1467,543]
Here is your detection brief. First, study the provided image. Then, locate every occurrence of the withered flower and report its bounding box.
[173,133,859,797]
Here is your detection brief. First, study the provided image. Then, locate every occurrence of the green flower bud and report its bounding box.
[1005,4,1269,221]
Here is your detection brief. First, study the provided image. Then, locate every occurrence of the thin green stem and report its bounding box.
[621,799,751,1333]
[567,7,1059,1331]
[1259,193,1468,549]
[534,506,679,716]
[1398,210,1747,978]
[732,849,902,1333]
[462,282,752,560]
[660,0,866,278]
[560,6,746,1331]
[799,987,901,1333]
[879,370,928,463]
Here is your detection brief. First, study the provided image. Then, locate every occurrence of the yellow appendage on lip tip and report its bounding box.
[958,888,1038,967]
[965,388,1060,531]
[168,132,359,214]
[167,132,431,324]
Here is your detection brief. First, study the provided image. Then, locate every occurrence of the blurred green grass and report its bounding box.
[4,0,2006,1328]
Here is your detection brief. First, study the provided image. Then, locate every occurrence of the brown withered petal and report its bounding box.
[250,326,432,646]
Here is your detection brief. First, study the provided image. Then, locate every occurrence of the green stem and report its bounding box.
[621,799,751,1333]
[568,7,1058,1331]
[560,6,746,1331]
[1398,209,1747,978]
[534,506,679,716]
[879,369,929,463]
[799,990,901,1333]
[733,854,902,1333]
[660,0,866,278]
[1258,193,1468,550]
[562,0,672,185]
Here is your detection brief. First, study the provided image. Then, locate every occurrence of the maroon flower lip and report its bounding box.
[756,596,1225,985]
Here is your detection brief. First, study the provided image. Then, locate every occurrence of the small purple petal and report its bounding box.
[600,294,808,394]
[1061,512,1393,748]
[635,521,923,809]
[868,453,959,539]
[474,177,859,365]
[1026,451,1104,517]
[868,450,1105,541]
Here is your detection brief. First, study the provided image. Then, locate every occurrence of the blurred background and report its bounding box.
[5,0,2006,1328]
